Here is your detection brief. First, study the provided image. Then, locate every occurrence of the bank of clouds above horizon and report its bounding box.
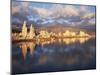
[12,1,96,26]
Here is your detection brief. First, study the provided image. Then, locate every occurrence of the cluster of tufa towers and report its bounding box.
[20,21,35,39]
[13,21,90,40]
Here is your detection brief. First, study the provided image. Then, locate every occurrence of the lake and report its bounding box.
[12,37,96,74]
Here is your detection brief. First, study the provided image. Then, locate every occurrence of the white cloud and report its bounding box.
[49,5,79,17]
[33,7,52,18]
[31,4,79,18]
[64,5,79,16]
[21,2,29,7]
[82,13,95,19]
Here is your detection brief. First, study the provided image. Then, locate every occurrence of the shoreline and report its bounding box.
[12,36,95,43]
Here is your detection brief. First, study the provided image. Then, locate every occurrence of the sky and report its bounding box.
[11,1,96,26]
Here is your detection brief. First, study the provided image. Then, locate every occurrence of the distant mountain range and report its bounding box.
[12,23,96,34]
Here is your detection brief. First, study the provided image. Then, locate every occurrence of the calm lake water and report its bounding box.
[12,38,96,74]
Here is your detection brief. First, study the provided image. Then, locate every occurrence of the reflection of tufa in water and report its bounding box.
[63,37,90,44]
[19,37,91,60]
[20,42,36,59]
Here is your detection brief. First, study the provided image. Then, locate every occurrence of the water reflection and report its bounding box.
[19,37,90,60]
[12,37,96,74]
[20,42,36,59]
[63,37,89,44]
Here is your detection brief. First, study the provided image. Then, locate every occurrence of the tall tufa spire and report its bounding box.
[28,24,35,39]
[21,21,27,39]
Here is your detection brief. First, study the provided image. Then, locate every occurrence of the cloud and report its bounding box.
[12,6,21,15]
[12,1,32,25]
[12,2,30,15]
[64,5,79,16]
[21,2,29,7]
[34,4,85,18]
[11,2,21,15]
[11,1,96,26]
[33,7,52,18]
[82,13,95,20]
[31,4,79,19]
